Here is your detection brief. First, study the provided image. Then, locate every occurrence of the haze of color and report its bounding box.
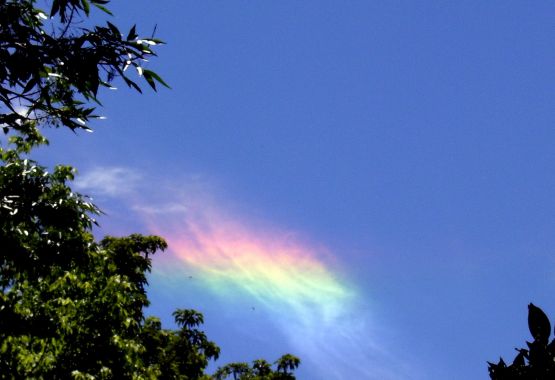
[45,1,555,379]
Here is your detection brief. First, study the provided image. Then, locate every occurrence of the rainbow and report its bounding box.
[139,194,381,379]
[146,198,355,319]
[77,166,408,379]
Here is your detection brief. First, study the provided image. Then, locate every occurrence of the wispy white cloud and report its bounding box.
[74,167,141,196]
[131,203,189,215]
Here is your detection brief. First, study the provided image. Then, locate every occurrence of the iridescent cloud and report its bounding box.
[79,167,410,379]
[140,194,386,379]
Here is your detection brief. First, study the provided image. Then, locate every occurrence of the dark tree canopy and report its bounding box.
[0,1,299,379]
[213,355,300,380]
[489,304,555,380]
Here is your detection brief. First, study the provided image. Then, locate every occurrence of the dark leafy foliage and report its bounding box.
[0,0,168,136]
[1,147,161,378]
[0,1,300,379]
[488,304,555,379]
[213,355,301,380]
[141,311,220,380]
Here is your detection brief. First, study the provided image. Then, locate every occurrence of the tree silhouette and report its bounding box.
[214,355,301,380]
[489,303,555,379]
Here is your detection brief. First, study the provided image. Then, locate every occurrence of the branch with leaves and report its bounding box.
[489,304,555,379]
[0,0,168,138]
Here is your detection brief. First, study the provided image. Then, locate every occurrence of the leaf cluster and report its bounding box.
[489,304,555,379]
[0,0,168,137]
[0,146,222,378]
[141,311,220,380]
[213,355,300,380]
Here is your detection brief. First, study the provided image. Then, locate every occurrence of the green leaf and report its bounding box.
[106,21,120,36]
[22,78,38,94]
[127,25,138,41]
[142,70,170,89]
[528,303,551,343]
[80,0,90,15]
[51,0,61,17]
[141,71,156,91]
[123,76,142,93]
[92,3,113,15]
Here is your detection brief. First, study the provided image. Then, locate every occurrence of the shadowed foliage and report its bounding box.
[1,1,299,379]
[488,304,555,380]
[213,355,301,380]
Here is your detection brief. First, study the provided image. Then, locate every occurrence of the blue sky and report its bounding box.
[38,1,555,379]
